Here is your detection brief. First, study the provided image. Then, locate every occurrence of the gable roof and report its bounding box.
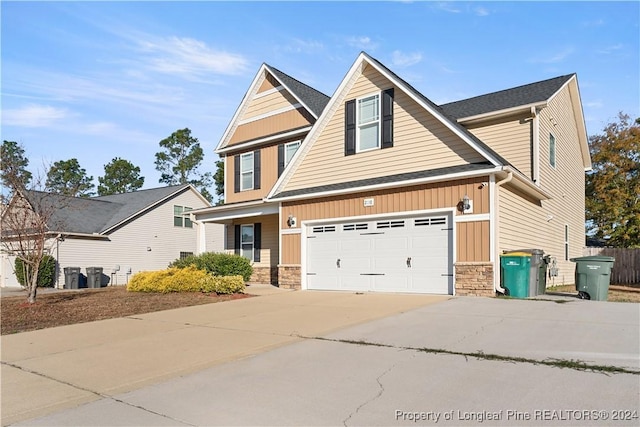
[268,52,511,199]
[215,63,330,153]
[440,74,575,120]
[21,184,200,236]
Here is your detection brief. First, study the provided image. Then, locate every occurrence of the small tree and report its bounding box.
[1,140,32,201]
[98,157,145,196]
[585,113,640,247]
[154,128,213,201]
[46,158,95,197]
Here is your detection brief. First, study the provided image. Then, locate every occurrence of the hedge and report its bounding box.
[169,252,253,282]
[127,266,245,294]
[14,255,56,288]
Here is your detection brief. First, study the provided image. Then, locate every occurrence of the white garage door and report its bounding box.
[306,214,453,294]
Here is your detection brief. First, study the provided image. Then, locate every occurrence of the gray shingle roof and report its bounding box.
[267,65,330,118]
[440,74,574,119]
[272,163,495,199]
[23,185,191,235]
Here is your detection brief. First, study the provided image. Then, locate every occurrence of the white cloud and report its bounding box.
[136,36,249,78]
[584,101,603,108]
[285,38,324,54]
[346,36,377,51]
[474,7,490,16]
[528,47,574,64]
[391,50,423,68]
[2,104,69,127]
[434,2,461,13]
[583,19,605,27]
[597,44,624,54]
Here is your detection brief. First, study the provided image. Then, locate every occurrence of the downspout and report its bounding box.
[531,106,540,185]
[494,171,513,294]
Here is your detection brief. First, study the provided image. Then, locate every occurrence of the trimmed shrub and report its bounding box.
[14,255,56,288]
[170,252,253,282]
[127,266,245,294]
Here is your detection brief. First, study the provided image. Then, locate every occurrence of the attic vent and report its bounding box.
[377,220,405,229]
[313,225,336,233]
[343,223,368,231]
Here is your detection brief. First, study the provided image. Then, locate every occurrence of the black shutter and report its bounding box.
[234,225,241,255]
[234,155,240,193]
[253,150,261,190]
[382,88,394,149]
[344,99,356,156]
[277,144,285,177]
[253,223,261,262]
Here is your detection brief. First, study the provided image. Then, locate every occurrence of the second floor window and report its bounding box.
[284,141,301,166]
[357,94,380,152]
[549,133,556,168]
[240,152,254,191]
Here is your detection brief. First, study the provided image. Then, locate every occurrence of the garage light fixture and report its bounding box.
[287,214,297,227]
[458,194,471,214]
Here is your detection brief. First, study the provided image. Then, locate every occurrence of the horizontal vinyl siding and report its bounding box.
[281,177,491,264]
[241,89,299,120]
[204,222,225,253]
[56,190,209,285]
[467,115,533,178]
[228,108,313,146]
[225,215,279,268]
[283,64,485,192]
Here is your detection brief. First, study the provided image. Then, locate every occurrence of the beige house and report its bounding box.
[1,185,223,288]
[192,52,590,296]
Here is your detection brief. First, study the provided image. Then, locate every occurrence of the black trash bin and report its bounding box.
[63,267,81,289]
[86,267,103,289]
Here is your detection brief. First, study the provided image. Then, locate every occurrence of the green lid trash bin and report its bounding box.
[500,252,531,298]
[86,267,103,289]
[569,256,615,301]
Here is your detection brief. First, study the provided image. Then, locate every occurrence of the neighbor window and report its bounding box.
[180,251,193,259]
[240,152,254,191]
[284,141,301,167]
[357,94,380,152]
[174,205,193,228]
[549,134,556,168]
[240,225,254,260]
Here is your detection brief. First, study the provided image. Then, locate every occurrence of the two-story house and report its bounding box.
[192,52,589,297]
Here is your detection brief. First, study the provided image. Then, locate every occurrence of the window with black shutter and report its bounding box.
[344,89,393,155]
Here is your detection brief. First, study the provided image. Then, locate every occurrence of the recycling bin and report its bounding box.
[501,249,548,297]
[569,256,615,301]
[86,267,103,289]
[63,267,81,289]
[500,252,531,298]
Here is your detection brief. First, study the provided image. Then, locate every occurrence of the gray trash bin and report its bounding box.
[64,267,81,289]
[86,267,103,289]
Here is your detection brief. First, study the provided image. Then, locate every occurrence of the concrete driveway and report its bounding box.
[3,290,639,426]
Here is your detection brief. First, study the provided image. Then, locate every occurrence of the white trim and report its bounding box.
[238,103,303,126]
[239,152,254,191]
[278,203,282,265]
[456,102,547,124]
[281,228,301,235]
[356,91,382,153]
[489,175,496,264]
[271,167,502,202]
[217,127,311,155]
[254,85,284,99]
[193,201,279,223]
[454,213,490,223]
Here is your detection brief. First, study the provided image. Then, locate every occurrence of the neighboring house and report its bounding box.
[0,184,223,288]
[191,52,589,296]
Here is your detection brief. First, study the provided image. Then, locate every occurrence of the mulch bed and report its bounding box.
[1,286,252,335]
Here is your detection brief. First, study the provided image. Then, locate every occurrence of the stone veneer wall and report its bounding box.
[278,265,301,289]
[248,267,278,285]
[455,262,495,297]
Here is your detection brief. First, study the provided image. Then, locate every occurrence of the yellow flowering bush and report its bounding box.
[127,266,245,294]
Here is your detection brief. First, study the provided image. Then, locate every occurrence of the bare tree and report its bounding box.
[1,144,66,303]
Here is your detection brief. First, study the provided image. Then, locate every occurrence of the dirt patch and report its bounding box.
[1,286,252,335]
[547,284,640,303]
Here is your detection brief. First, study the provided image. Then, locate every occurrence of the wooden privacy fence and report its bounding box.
[582,247,640,285]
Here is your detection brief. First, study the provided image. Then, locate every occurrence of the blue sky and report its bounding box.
[2,1,638,197]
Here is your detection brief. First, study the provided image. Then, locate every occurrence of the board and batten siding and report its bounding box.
[466,114,533,179]
[281,177,491,264]
[55,189,215,286]
[497,84,586,285]
[225,214,279,268]
[282,64,485,193]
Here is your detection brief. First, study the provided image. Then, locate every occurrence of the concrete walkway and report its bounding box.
[1,286,447,426]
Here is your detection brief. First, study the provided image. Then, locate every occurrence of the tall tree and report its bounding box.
[1,140,32,199]
[154,128,213,201]
[585,113,640,247]
[45,158,95,197]
[213,158,224,205]
[97,157,145,196]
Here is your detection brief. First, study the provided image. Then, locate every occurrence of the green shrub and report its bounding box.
[170,252,253,282]
[14,255,56,288]
[127,266,245,294]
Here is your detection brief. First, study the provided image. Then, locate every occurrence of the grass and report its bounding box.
[1,286,252,335]
[546,284,640,303]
